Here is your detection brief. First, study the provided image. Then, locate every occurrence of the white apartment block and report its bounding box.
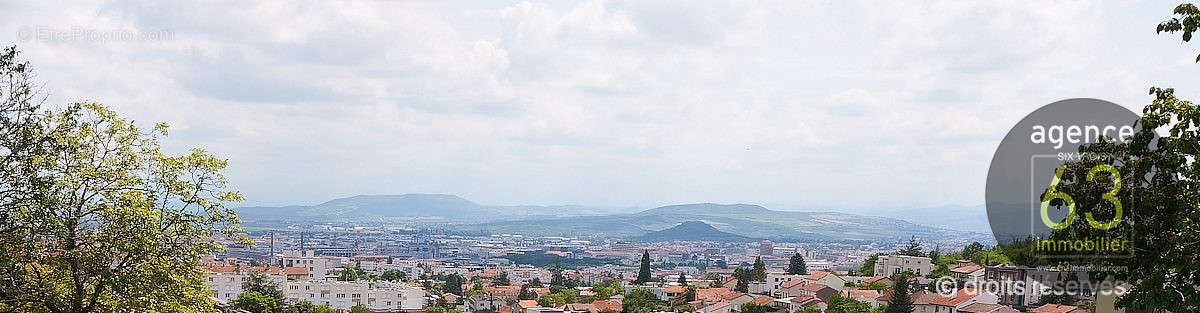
[207,267,288,301]
[281,250,337,279]
[873,255,932,277]
[206,266,425,311]
[284,281,425,311]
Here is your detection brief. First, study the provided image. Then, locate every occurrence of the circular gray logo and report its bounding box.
[985,98,1147,258]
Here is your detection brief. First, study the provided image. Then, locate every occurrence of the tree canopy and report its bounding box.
[0,46,245,312]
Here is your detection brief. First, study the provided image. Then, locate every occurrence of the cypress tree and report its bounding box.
[885,274,915,313]
[636,250,652,284]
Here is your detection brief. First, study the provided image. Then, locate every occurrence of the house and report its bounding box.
[779,279,807,297]
[780,295,826,313]
[949,261,985,282]
[841,289,883,307]
[699,301,736,313]
[692,288,753,313]
[518,300,540,310]
[959,303,1021,313]
[798,284,837,303]
[929,288,999,313]
[862,276,893,287]
[803,271,845,291]
[766,272,803,295]
[1030,304,1088,313]
[663,285,687,300]
[590,299,622,313]
[873,255,933,277]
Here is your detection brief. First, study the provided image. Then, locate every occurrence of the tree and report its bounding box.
[231,292,278,313]
[492,271,510,286]
[381,270,408,282]
[898,236,923,257]
[445,273,464,296]
[714,259,727,269]
[677,272,688,285]
[733,268,750,293]
[1158,3,1200,62]
[242,272,286,312]
[528,277,544,288]
[340,266,361,281]
[0,47,246,312]
[788,253,808,275]
[859,254,881,276]
[826,295,873,313]
[961,242,984,260]
[750,257,767,281]
[884,274,914,313]
[287,301,337,313]
[635,250,652,284]
[349,304,372,313]
[519,285,538,300]
[738,302,777,313]
[623,288,665,313]
[1034,69,1200,309]
[927,248,940,264]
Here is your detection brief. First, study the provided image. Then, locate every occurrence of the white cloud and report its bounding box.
[1,0,1197,210]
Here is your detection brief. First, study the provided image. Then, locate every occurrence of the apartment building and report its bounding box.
[873,255,932,277]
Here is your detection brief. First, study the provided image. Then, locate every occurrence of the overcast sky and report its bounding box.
[2,1,1197,210]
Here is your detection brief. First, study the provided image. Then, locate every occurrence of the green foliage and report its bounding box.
[381,270,408,282]
[623,288,666,313]
[677,272,687,285]
[733,268,750,293]
[537,288,579,307]
[898,236,923,257]
[750,257,767,281]
[961,242,984,260]
[242,273,285,312]
[788,253,808,275]
[339,266,362,281]
[738,302,779,313]
[0,47,245,312]
[492,271,511,286]
[1039,85,1200,310]
[636,250,653,284]
[231,292,279,313]
[589,280,622,300]
[445,273,465,296]
[426,305,463,313]
[287,301,337,313]
[859,254,881,276]
[348,304,371,313]
[1158,3,1200,61]
[826,295,873,313]
[884,274,914,313]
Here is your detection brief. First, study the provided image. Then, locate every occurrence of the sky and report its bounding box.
[1,1,1198,210]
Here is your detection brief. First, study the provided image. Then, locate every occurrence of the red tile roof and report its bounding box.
[752,295,773,305]
[591,299,622,312]
[841,289,881,299]
[780,279,805,289]
[1031,304,1081,313]
[518,300,539,309]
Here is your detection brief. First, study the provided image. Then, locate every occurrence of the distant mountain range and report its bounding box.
[635,221,755,242]
[235,194,626,223]
[235,194,988,242]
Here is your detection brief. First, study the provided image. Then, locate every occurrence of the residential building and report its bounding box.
[873,255,932,277]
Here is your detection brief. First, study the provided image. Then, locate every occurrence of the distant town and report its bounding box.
[203,216,1100,313]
